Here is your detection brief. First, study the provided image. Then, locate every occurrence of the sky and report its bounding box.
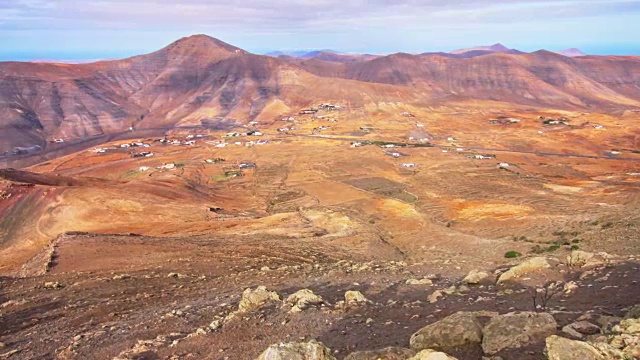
[1,0,639,61]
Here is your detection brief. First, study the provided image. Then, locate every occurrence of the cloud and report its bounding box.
[0,0,638,57]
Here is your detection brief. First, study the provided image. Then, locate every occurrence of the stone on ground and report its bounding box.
[256,340,336,360]
[410,312,483,352]
[345,290,369,304]
[497,257,551,284]
[481,311,557,355]
[462,270,490,285]
[409,349,458,360]
[286,289,324,312]
[238,286,281,312]
[545,335,604,360]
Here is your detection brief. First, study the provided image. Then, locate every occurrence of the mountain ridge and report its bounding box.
[1,34,640,156]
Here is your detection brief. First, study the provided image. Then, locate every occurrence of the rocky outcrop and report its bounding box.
[497,257,551,284]
[410,312,483,352]
[481,312,557,354]
[255,340,336,360]
[238,286,280,312]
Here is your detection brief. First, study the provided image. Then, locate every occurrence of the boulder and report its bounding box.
[344,347,415,360]
[345,290,369,304]
[238,286,280,312]
[256,340,336,360]
[286,289,324,312]
[462,270,490,285]
[410,312,483,352]
[409,349,458,360]
[561,321,601,339]
[481,312,557,355]
[566,251,595,267]
[545,335,604,360]
[497,257,551,284]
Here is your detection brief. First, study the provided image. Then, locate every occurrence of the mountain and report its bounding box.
[449,43,525,56]
[557,48,587,57]
[2,35,640,156]
[0,35,419,155]
[290,50,640,109]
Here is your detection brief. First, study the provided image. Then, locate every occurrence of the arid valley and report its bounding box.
[1,34,640,360]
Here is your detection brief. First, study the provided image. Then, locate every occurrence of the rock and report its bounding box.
[256,340,336,360]
[442,286,457,295]
[410,312,483,352]
[497,257,551,284]
[286,289,324,312]
[562,321,600,339]
[563,281,578,294]
[545,335,604,360]
[596,315,622,333]
[462,270,490,285]
[345,291,369,304]
[113,274,131,280]
[238,286,280,312]
[344,347,415,360]
[406,278,434,286]
[481,312,557,355]
[43,281,63,289]
[408,349,458,360]
[209,319,223,331]
[624,304,640,319]
[428,291,443,304]
[566,251,595,267]
[0,342,5,348]
[613,318,640,335]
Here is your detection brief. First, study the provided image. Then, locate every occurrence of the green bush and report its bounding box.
[571,245,580,250]
[505,251,522,259]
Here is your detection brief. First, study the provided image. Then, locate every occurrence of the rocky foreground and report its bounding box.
[1,239,639,359]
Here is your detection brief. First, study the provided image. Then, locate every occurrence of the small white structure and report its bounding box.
[53,139,65,143]
[215,143,227,148]
[351,142,363,148]
[120,143,130,148]
[139,166,150,172]
[160,163,176,170]
[442,150,448,153]
[498,162,510,168]
[252,131,263,136]
[594,125,605,129]
[447,137,457,142]
[456,148,464,152]
[400,163,417,168]
[186,135,195,139]
[416,124,425,127]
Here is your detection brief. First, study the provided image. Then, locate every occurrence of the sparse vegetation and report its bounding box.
[505,251,522,258]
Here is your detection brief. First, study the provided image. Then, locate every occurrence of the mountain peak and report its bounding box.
[489,43,509,52]
[164,34,243,55]
[557,48,587,57]
[451,43,514,55]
